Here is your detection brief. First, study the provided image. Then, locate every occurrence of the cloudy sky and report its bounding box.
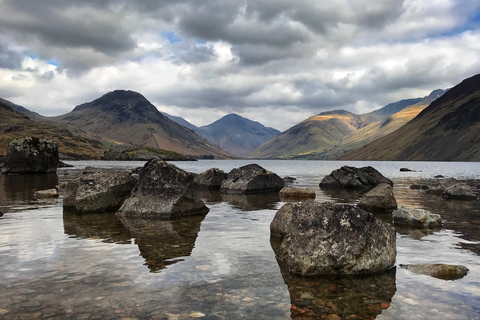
[1,0,480,131]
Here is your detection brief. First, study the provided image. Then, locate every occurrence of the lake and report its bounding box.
[0,160,479,319]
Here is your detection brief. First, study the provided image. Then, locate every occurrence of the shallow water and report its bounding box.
[0,160,479,319]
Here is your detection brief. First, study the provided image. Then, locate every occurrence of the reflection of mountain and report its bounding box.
[118,214,206,272]
[63,210,132,244]
[222,192,281,211]
[271,237,396,319]
[0,174,58,206]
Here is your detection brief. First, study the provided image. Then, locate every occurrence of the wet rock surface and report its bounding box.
[194,168,227,190]
[400,263,469,280]
[63,170,137,213]
[319,166,393,189]
[221,164,284,194]
[442,183,477,200]
[270,201,396,276]
[358,183,397,212]
[117,159,209,219]
[279,187,316,200]
[1,137,59,174]
[34,188,59,199]
[393,206,442,229]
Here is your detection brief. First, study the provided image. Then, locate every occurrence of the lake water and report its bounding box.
[0,160,479,319]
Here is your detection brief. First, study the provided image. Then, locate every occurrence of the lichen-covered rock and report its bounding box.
[63,170,137,213]
[117,159,209,219]
[400,263,469,280]
[270,201,396,276]
[35,188,59,199]
[1,137,59,174]
[221,164,284,194]
[442,183,477,200]
[319,166,392,189]
[194,168,227,190]
[393,206,442,229]
[358,183,397,212]
[279,187,316,200]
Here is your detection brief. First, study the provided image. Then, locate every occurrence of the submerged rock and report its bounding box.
[194,168,227,190]
[400,263,469,280]
[221,164,284,194]
[279,187,316,200]
[319,166,392,189]
[34,188,59,199]
[1,137,59,174]
[442,183,477,200]
[400,168,415,172]
[117,159,209,219]
[63,170,137,213]
[358,183,397,212]
[393,206,442,229]
[270,201,396,276]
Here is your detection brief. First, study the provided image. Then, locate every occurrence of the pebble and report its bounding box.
[189,311,206,318]
[0,309,10,315]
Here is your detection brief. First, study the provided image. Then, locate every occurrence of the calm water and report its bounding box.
[0,160,479,319]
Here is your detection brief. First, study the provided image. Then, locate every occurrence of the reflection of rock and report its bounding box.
[320,166,392,189]
[0,174,58,204]
[320,187,366,203]
[63,210,132,244]
[393,206,442,229]
[271,237,397,320]
[194,168,227,190]
[442,183,477,200]
[222,192,280,211]
[118,214,206,272]
[279,187,316,201]
[221,164,284,194]
[118,159,209,219]
[401,263,469,280]
[358,183,397,213]
[271,202,396,276]
[394,225,437,240]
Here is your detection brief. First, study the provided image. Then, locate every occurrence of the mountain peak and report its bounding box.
[318,110,353,116]
[73,90,152,112]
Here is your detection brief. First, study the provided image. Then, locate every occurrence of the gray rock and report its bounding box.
[358,183,397,212]
[400,263,469,280]
[434,175,444,179]
[400,168,415,172]
[221,164,284,194]
[279,187,316,200]
[425,185,445,195]
[117,159,209,219]
[283,176,296,184]
[393,206,442,229]
[63,170,137,213]
[270,201,396,276]
[34,188,59,199]
[1,137,59,174]
[194,168,227,190]
[319,166,393,189]
[442,183,477,200]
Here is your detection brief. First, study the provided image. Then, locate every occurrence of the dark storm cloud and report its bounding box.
[0,46,23,69]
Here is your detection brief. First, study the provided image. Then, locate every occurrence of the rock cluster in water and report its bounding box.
[194,168,228,190]
[221,164,284,194]
[1,137,59,174]
[400,263,469,280]
[393,206,442,229]
[320,165,393,189]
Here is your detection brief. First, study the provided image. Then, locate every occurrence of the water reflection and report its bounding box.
[318,187,367,204]
[0,174,58,206]
[271,237,396,319]
[118,214,206,272]
[222,192,281,211]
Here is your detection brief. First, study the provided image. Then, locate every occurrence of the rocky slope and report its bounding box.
[341,74,480,161]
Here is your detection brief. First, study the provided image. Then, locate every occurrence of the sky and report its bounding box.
[1,0,480,131]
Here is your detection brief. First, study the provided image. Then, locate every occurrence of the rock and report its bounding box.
[319,166,393,189]
[400,168,415,172]
[393,206,442,229]
[358,183,397,212]
[400,263,469,280]
[83,166,101,174]
[434,175,444,179]
[409,184,429,190]
[0,211,3,217]
[1,137,59,174]
[34,188,59,199]
[221,164,284,194]
[63,170,137,213]
[279,187,316,200]
[270,201,396,276]
[283,176,296,184]
[194,168,227,190]
[425,185,445,195]
[442,183,477,200]
[117,159,209,219]
[58,161,74,168]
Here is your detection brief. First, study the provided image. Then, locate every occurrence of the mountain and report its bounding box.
[163,112,209,139]
[0,99,105,159]
[341,74,480,161]
[198,114,280,157]
[52,90,231,158]
[0,98,44,120]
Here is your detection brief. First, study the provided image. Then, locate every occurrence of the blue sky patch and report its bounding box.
[161,31,181,44]
[28,53,38,59]
[47,59,59,66]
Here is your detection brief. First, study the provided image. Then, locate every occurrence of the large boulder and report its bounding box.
[63,170,137,213]
[221,164,284,194]
[270,201,396,276]
[117,159,209,219]
[279,187,316,200]
[320,166,393,189]
[358,183,397,212]
[1,137,59,174]
[393,206,442,229]
[442,183,477,200]
[400,264,469,280]
[194,168,227,190]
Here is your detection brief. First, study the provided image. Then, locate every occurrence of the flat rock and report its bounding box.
[400,263,469,280]
[270,201,396,276]
[34,188,59,199]
[319,166,392,189]
[393,206,442,229]
[221,164,284,194]
[194,168,227,190]
[358,183,397,212]
[279,187,316,200]
[442,183,477,200]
